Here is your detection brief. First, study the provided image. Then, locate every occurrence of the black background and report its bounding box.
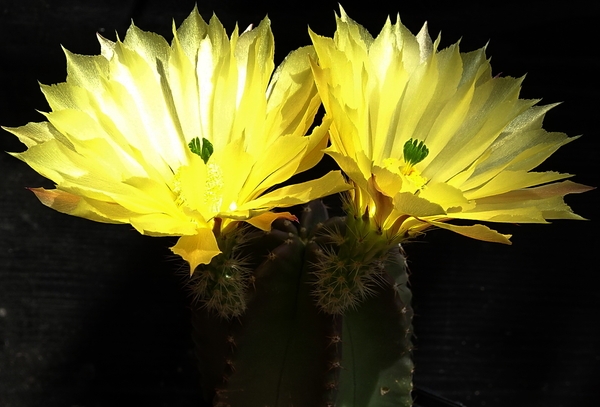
[1,1,598,406]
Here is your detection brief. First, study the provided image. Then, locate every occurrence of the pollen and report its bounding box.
[205,163,224,213]
[402,167,428,191]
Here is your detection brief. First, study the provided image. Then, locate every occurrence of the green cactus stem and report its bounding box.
[308,203,414,406]
[190,200,413,407]
[335,247,413,406]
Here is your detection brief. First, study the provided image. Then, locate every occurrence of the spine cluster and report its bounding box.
[190,229,252,318]
[310,213,398,314]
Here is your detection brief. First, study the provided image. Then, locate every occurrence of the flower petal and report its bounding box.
[425,220,512,244]
[170,228,222,274]
[393,192,445,218]
[419,182,474,213]
[464,170,573,200]
[246,211,298,231]
[458,181,594,223]
[239,171,351,210]
[30,187,111,221]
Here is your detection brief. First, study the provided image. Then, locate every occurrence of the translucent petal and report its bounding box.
[246,211,298,231]
[425,220,512,244]
[464,171,573,200]
[419,182,474,212]
[239,171,351,211]
[392,192,446,218]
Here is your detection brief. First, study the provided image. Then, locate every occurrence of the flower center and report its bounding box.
[173,138,224,216]
[381,139,430,191]
[402,167,428,191]
[187,136,225,214]
[401,138,429,191]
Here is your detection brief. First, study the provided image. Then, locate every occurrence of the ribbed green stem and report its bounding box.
[190,201,413,406]
[336,247,413,406]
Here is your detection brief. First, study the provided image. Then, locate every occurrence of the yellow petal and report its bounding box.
[366,175,394,226]
[170,228,222,274]
[30,187,92,217]
[172,5,208,59]
[425,220,512,244]
[325,148,372,191]
[241,135,308,199]
[294,117,331,175]
[62,47,109,92]
[30,187,144,225]
[129,213,198,236]
[2,122,57,148]
[239,171,351,210]
[464,170,573,200]
[266,46,321,144]
[371,165,403,197]
[458,181,594,223]
[246,211,298,231]
[419,182,474,213]
[122,21,171,68]
[393,192,446,218]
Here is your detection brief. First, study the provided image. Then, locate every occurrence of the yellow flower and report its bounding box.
[5,8,349,272]
[310,7,592,244]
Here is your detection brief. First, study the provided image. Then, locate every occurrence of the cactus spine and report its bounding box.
[190,227,253,318]
[190,200,413,406]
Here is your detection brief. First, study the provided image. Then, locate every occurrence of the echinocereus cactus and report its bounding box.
[303,6,592,404]
[4,5,591,407]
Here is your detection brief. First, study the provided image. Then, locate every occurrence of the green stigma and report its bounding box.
[403,138,429,166]
[189,137,214,164]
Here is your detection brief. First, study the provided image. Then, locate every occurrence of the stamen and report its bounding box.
[205,163,224,213]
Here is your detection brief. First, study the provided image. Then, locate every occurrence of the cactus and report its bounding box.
[190,200,413,406]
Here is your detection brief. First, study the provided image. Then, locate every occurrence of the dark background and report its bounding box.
[1,1,598,406]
